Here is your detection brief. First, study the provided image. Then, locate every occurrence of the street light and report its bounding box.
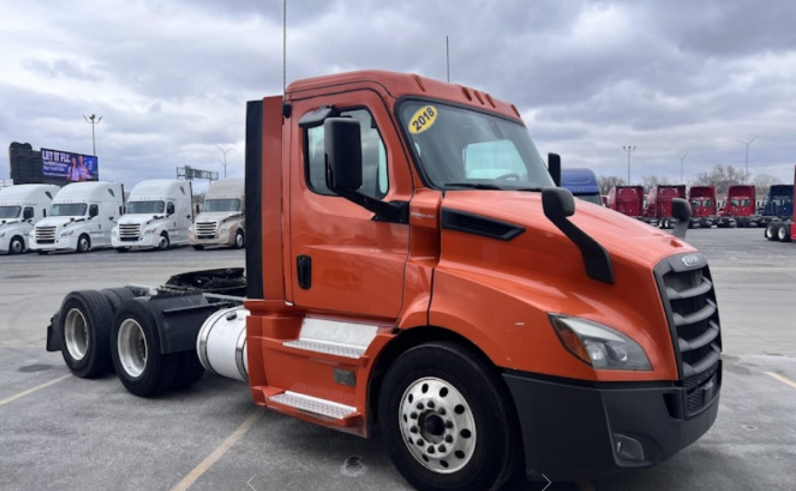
[737,135,758,177]
[83,114,102,156]
[679,152,689,183]
[215,145,232,178]
[623,145,636,184]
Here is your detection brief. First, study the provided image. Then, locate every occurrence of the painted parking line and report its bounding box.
[169,409,263,491]
[765,371,796,390]
[0,374,71,408]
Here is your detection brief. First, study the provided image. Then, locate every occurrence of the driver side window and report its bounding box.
[305,108,389,199]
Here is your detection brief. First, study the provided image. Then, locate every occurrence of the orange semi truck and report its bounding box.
[46,70,722,490]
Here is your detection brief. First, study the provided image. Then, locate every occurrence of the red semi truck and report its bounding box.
[607,185,644,220]
[718,185,756,228]
[46,70,722,490]
[644,185,687,228]
[688,186,717,229]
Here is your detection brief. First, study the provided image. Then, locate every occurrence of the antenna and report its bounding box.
[283,0,287,94]
[446,35,450,82]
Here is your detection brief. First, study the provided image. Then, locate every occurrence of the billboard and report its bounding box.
[8,143,100,185]
[41,148,99,182]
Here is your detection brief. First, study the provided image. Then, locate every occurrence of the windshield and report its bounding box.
[51,203,87,217]
[0,206,21,219]
[399,100,554,191]
[127,200,165,214]
[203,199,241,212]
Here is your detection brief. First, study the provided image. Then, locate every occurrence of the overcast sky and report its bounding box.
[2,0,795,192]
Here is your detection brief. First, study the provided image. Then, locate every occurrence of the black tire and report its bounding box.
[378,342,518,491]
[9,236,25,255]
[192,245,204,251]
[59,290,115,378]
[158,233,170,250]
[171,350,205,390]
[765,223,779,241]
[234,230,245,249]
[111,298,178,397]
[76,234,91,253]
[778,224,792,242]
[100,287,135,313]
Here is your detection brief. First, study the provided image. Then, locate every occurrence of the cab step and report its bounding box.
[282,339,366,359]
[269,390,358,420]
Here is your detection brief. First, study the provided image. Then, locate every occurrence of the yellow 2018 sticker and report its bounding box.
[408,105,438,134]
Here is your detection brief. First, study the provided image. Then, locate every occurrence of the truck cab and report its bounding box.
[688,185,717,228]
[0,184,60,254]
[111,179,193,251]
[608,185,644,219]
[30,182,124,254]
[719,184,756,227]
[758,184,794,220]
[560,168,602,205]
[643,184,687,228]
[189,177,245,250]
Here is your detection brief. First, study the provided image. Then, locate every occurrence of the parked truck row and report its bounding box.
[0,177,245,255]
[45,70,722,490]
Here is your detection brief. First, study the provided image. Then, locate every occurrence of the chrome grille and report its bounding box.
[195,221,217,238]
[118,223,141,241]
[35,226,56,243]
[655,253,722,417]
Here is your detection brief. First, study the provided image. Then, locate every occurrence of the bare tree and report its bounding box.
[693,164,749,195]
[641,175,669,193]
[597,175,626,195]
[752,173,783,198]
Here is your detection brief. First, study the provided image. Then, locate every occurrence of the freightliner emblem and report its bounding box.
[682,255,701,268]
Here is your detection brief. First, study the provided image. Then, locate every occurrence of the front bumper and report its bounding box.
[29,236,78,252]
[189,230,234,247]
[112,234,160,249]
[504,366,720,482]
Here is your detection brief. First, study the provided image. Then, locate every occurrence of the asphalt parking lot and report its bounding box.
[1,228,795,491]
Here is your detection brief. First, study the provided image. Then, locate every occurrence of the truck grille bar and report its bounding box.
[195,221,218,238]
[654,253,722,418]
[35,226,56,243]
[118,223,141,241]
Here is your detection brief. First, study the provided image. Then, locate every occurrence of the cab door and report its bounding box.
[288,90,412,320]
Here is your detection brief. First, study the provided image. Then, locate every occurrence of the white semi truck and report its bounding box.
[189,177,245,249]
[111,179,193,252]
[0,184,61,254]
[29,182,125,254]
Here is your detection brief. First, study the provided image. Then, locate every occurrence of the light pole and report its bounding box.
[623,145,636,184]
[83,114,102,156]
[737,135,758,177]
[679,152,689,183]
[215,145,232,178]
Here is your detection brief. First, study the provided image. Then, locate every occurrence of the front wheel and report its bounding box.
[76,234,91,253]
[157,233,170,250]
[379,343,518,491]
[234,230,245,249]
[9,236,25,254]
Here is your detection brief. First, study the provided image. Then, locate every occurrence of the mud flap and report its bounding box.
[46,311,62,352]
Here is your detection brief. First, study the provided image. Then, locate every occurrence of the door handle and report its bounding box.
[297,255,312,290]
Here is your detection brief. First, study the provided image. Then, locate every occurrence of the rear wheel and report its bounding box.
[778,224,792,242]
[765,223,779,241]
[379,343,518,491]
[59,290,114,378]
[77,234,91,253]
[111,298,178,396]
[9,236,25,254]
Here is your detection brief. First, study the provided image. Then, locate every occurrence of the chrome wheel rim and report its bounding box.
[399,377,476,474]
[118,319,148,377]
[236,232,244,248]
[64,308,89,361]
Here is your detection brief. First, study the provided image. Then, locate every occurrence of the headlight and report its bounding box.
[549,314,651,371]
[220,227,229,234]
[60,230,75,237]
[144,228,156,234]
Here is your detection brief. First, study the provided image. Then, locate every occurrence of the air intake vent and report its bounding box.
[440,209,524,241]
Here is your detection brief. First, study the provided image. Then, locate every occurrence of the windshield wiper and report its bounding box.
[514,187,544,192]
[444,182,504,190]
